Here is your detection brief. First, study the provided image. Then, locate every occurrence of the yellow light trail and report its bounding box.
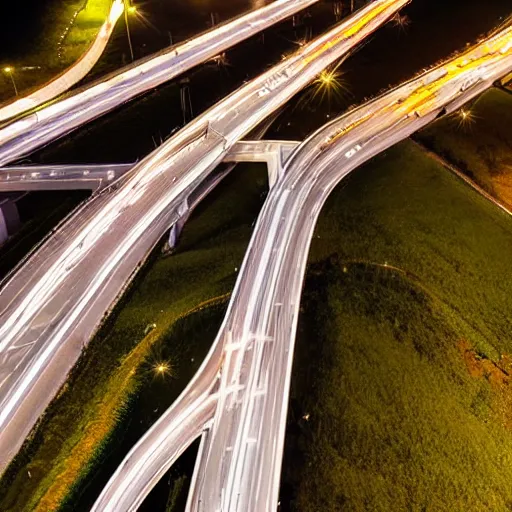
[302,0,402,66]
[396,25,512,118]
[325,23,512,149]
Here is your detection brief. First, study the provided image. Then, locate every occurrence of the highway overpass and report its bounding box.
[0,163,133,192]
[92,23,512,512]
[0,0,321,167]
[0,0,409,476]
[0,141,297,193]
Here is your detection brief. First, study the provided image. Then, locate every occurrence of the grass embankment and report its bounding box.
[282,139,512,511]
[415,88,512,209]
[0,164,269,511]
[0,0,112,102]
[58,0,112,63]
[61,303,228,512]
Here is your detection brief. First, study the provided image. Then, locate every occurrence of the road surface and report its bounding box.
[0,162,133,192]
[0,0,409,474]
[0,0,320,167]
[0,0,124,123]
[224,140,299,187]
[93,23,512,512]
[0,140,296,193]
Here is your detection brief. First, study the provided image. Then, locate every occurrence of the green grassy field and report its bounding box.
[415,88,512,208]
[59,0,112,63]
[285,259,512,511]
[281,139,512,511]
[0,0,113,102]
[0,163,269,511]
[2,138,512,511]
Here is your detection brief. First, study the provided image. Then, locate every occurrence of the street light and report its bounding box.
[124,1,137,62]
[154,362,170,376]
[457,108,475,128]
[318,70,335,86]
[3,67,18,96]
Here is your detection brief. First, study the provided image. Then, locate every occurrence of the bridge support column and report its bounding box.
[179,79,194,125]
[267,154,281,189]
[168,222,181,249]
[0,195,22,245]
[168,198,190,250]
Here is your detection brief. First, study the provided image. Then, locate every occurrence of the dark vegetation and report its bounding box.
[283,257,512,511]
[62,307,226,512]
[280,140,512,510]
[415,88,512,208]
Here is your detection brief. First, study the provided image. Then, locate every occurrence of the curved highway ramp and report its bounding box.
[92,22,512,512]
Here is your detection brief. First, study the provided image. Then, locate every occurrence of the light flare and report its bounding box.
[456,108,476,129]
[311,65,349,104]
[154,362,171,376]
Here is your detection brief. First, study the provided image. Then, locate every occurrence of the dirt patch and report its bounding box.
[493,169,512,211]
[458,339,512,429]
[458,339,510,385]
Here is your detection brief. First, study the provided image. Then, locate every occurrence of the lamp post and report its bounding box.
[3,67,18,96]
[124,1,137,62]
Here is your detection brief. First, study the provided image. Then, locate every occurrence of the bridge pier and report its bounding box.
[0,194,22,245]
[168,198,190,250]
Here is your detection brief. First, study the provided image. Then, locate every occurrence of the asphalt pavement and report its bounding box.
[92,23,512,512]
[0,0,320,167]
[0,0,409,475]
[0,162,133,192]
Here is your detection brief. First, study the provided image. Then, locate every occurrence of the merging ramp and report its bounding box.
[0,0,321,167]
[0,0,125,123]
[93,22,512,512]
[83,2,412,510]
[186,25,512,512]
[0,0,409,474]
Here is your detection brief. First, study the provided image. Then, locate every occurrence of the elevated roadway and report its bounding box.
[0,141,296,193]
[93,24,512,512]
[0,0,409,473]
[0,162,133,192]
[224,140,299,187]
[0,0,321,167]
